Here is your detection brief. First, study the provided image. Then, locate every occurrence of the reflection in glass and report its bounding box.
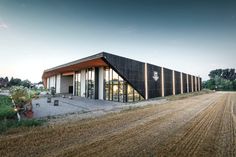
[113,71,119,101]
[134,90,140,102]
[127,85,134,102]
[75,72,81,96]
[85,68,95,99]
[105,68,109,100]
[119,77,124,102]
[104,67,143,102]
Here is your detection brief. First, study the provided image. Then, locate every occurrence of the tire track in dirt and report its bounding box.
[155,93,236,157]
[214,93,236,157]
[135,93,222,157]
[1,92,233,157]
[47,94,221,157]
[135,94,221,156]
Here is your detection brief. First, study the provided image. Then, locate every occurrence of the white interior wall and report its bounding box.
[80,70,86,97]
[56,74,61,93]
[49,76,56,89]
[60,75,73,93]
[47,78,50,89]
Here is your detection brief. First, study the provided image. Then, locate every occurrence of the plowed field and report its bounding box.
[0,92,235,157]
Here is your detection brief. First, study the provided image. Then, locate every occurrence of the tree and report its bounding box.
[8,77,21,86]
[205,68,236,91]
[209,69,236,81]
[232,80,236,90]
[0,77,9,88]
[21,80,32,88]
[5,77,9,84]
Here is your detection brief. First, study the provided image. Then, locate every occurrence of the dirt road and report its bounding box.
[0,92,235,157]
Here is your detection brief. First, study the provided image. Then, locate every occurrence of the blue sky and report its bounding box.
[0,0,235,82]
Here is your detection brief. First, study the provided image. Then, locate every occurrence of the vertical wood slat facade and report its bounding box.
[43,52,202,102]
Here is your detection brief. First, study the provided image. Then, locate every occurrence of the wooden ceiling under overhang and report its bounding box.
[42,58,107,79]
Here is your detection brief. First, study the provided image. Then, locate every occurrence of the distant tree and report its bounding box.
[5,77,9,84]
[205,68,236,91]
[232,80,236,90]
[8,77,22,86]
[203,79,215,90]
[21,80,32,88]
[0,77,9,88]
[209,69,222,79]
[209,69,236,81]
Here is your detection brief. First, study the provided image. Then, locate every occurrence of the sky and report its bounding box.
[0,0,235,82]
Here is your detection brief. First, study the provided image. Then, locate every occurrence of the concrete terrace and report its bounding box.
[32,96,167,119]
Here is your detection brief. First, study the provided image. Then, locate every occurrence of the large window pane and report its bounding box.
[104,68,109,100]
[134,90,140,101]
[103,67,143,102]
[86,68,95,99]
[74,72,81,96]
[127,85,134,102]
[112,71,119,102]
[119,76,124,102]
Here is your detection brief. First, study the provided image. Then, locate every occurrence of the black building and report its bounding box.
[42,52,202,102]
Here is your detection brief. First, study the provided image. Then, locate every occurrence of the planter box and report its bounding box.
[24,110,33,118]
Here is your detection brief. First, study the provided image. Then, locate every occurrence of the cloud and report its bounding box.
[0,22,8,30]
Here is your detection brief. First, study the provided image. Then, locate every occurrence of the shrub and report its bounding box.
[17,119,45,127]
[0,95,12,106]
[0,95,15,120]
[0,106,16,120]
[0,119,45,133]
[10,86,32,108]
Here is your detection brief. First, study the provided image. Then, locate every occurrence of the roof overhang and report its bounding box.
[42,53,107,79]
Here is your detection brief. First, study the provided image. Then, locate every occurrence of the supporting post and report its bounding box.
[191,75,194,92]
[145,63,148,100]
[187,74,189,93]
[198,77,200,91]
[180,72,183,94]
[161,67,164,97]
[195,76,198,92]
[172,70,175,95]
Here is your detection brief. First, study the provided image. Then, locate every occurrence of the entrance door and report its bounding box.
[69,86,73,94]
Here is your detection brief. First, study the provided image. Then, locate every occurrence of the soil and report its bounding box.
[0,92,235,157]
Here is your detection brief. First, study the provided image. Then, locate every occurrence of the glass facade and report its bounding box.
[85,68,95,99]
[104,67,144,102]
[75,72,81,96]
[73,67,144,102]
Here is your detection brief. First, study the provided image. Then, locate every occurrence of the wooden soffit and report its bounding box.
[42,58,107,78]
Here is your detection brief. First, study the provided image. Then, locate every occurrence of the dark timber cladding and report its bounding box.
[95,67,99,99]
[200,78,202,90]
[43,52,202,102]
[102,52,145,98]
[164,68,173,96]
[196,77,199,91]
[188,75,192,92]
[147,63,162,98]
[175,71,181,94]
[182,73,187,93]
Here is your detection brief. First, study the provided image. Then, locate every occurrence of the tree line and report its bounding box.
[203,69,236,91]
[0,77,32,88]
